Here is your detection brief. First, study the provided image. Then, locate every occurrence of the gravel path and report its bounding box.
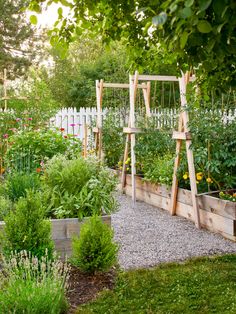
[112,194,236,270]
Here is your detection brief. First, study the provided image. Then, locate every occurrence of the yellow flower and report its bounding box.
[126,167,130,171]
[196,172,203,181]
[183,174,188,180]
[196,181,199,184]
[118,161,123,166]
[206,177,213,184]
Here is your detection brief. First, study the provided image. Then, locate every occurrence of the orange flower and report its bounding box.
[36,167,41,173]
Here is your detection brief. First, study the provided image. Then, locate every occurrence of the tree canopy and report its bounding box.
[0,0,37,78]
[29,0,236,88]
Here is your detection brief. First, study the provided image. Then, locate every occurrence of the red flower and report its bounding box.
[60,128,65,132]
[64,135,68,139]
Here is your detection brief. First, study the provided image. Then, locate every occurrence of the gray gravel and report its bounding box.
[112,194,236,270]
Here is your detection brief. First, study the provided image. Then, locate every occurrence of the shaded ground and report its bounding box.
[67,266,116,313]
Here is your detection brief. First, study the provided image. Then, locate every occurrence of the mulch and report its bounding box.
[67,265,117,313]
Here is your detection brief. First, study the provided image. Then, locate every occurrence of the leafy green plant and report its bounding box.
[0,196,12,221]
[102,112,124,168]
[71,215,118,273]
[77,169,118,219]
[135,119,175,175]
[0,251,69,314]
[219,191,236,202]
[43,155,118,219]
[4,172,41,202]
[177,107,236,192]
[144,153,174,186]
[5,128,82,173]
[2,190,54,259]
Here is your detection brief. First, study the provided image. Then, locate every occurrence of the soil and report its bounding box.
[67,265,117,313]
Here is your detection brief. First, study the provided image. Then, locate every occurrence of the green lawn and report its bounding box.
[77,254,236,314]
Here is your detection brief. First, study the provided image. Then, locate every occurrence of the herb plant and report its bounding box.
[0,251,69,314]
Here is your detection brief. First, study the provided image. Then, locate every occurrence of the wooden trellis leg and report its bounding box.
[169,73,200,229]
[95,79,103,160]
[170,114,183,215]
[142,81,151,118]
[121,133,130,190]
[130,72,139,205]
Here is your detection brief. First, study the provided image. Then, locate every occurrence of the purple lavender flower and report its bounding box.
[69,123,76,127]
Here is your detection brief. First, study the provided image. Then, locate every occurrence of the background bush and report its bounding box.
[42,155,118,219]
[71,216,118,273]
[5,129,82,173]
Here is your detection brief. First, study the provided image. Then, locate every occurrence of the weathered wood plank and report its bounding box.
[123,127,142,134]
[172,131,191,140]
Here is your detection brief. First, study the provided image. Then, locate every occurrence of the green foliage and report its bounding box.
[0,196,12,221]
[76,255,236,313]
[32,0,236,89]
[102,112,124,168]
[180,107,236,192]
[144,153,174,186]
[0,0,34,76]
[71,215,118,273]
[219,191,236,202]
[5,128,81,172]
[0,251,69,314]
[4,172,41,202]
[135,120,175,175]
[43,39,129,109]
[42,155,118,219]
[2,190,54,259]
[77,169,118,219]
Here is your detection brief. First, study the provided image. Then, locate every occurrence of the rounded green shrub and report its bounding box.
[2,190,54,259]
[71,216,118,273]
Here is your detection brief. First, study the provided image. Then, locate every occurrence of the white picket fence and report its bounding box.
[50,107,236,142]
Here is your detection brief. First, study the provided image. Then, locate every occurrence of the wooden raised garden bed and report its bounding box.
[0,215,111,259]
[122,174,236,241]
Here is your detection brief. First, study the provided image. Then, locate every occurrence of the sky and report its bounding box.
[27,3,70,29]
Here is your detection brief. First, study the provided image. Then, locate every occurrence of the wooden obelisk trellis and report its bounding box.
[122,72,200,229]
[170,72,201,229]
[93,78,150,161]
[0,68,39,110]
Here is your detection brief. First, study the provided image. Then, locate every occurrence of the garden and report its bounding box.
[0,0,236,313]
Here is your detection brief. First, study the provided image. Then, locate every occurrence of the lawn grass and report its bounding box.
[76,254,236,314]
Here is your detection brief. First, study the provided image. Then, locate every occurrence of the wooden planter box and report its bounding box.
[122,174,236,241]
[0,215,111,259]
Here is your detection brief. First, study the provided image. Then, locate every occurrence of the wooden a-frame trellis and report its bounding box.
[0,68,39,110]
[93,78,151,160]
[122,71,200,228]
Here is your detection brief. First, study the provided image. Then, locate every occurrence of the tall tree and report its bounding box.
[0,0,35,78]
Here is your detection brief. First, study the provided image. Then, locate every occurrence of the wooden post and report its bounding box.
[142,81,151,118]
[95,79,103,159]
[130,71,139,205]
[169,73,200,229]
